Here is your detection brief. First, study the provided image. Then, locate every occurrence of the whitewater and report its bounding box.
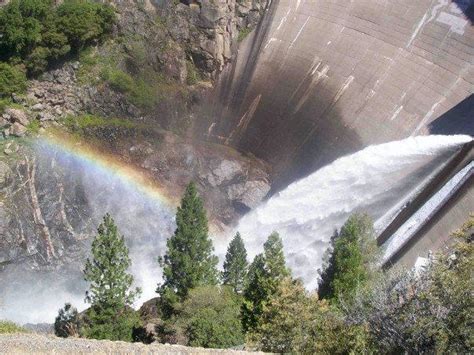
[1,134,470,324]
[229,135,472,289]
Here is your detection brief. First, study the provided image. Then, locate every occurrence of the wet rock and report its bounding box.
[10,122,27,137]
[3,142,18,156]
[0,116,10,128]
[207,159,243,186]
[5,108,29,126]
[0,161,12,188]
[227,180,270,210]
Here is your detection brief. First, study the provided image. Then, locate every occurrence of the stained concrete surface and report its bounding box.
[206,0,474,190]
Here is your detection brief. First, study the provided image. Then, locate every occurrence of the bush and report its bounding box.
[0,62,27,97]
[54,303,80,338]
[56,0,115,52]
[0,320,26,334]
[160,286,244,348]
[81,307,141,342]
[345,215,474,353]
[0,0,115,75]
[102,67,157,110]
[247,278,372,353]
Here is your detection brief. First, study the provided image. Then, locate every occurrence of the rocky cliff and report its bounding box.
[0,0,273,322]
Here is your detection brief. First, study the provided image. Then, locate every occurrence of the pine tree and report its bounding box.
[158,182,219,302]
[317,229,338,299]
[222,232,248,293]
[263,232,290,282]
[242,232,290,332]
[317,213,379,303]
[241,254,268,332]
[83,213,141,341]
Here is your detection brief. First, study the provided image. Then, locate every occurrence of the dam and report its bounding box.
[206,0,473,270]
[208,0,474,189]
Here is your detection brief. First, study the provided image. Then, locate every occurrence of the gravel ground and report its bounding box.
[0,333,263,354]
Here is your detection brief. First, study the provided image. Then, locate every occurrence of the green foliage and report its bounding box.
[317,229,338,299]
[82,213,141,341]
[247,278,317,353]
[101,67,157,110]
[54,303,80,338]
[222,232,248,293]
[263,232,290,281]
[26,118,40,134]
[158,182,219,308]
[82,307,141,342]
[238,27,252,42]
[63,114,136,131]
[186,60,200,85]
[318,213,379,303]
[55,0,114,52]
[247,278,372,354]
[358,216,473,353]
[0,62,27,97]
[425,217,473,352]
[242,232,290,333]
[175,286,244,348]
[0,320,26,334]
[0,0,115,75]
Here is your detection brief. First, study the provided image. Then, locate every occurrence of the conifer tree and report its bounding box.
[263,232,290,282]
[158,182,219,302]
[83,213,141,341]
[317,213,379,303]
[222,232,248,293]
[242,232,290,332]
[317,229,338,299]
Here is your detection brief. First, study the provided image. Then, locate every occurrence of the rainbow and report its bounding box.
[37,131,178,209]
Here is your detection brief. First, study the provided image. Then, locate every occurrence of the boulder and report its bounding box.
[5,108,29,126]
[10,122,27,137]
[205,159,243,186]
[139,297,161,321]
[31,103,44,111]
[227,180,271,210]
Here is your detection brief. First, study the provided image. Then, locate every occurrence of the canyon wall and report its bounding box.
[206,0,474,189]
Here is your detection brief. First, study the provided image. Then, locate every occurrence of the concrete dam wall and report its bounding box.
[207,0,474,189]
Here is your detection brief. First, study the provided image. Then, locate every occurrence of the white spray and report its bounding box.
[229,135,472,289]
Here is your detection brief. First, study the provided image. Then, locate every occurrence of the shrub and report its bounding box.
[186,60,200,85]
[238,27,252,42]
[247,278,372,353]
[102,67,157,110]
[0,62,27,97]
[0,0,115,75]
[168,286,244,348]
[346,215,474,353]
[0,320,26,334]
[82,307,141,342]
[55,0,115,52]
[54,303,80,338]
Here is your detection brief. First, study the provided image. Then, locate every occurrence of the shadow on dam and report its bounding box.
[429,94,474,136]
[454,0,474,24]
[197,0,474,194]
[200,0,363,193]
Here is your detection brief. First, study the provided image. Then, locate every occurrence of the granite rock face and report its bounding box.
[162,0,268,79]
